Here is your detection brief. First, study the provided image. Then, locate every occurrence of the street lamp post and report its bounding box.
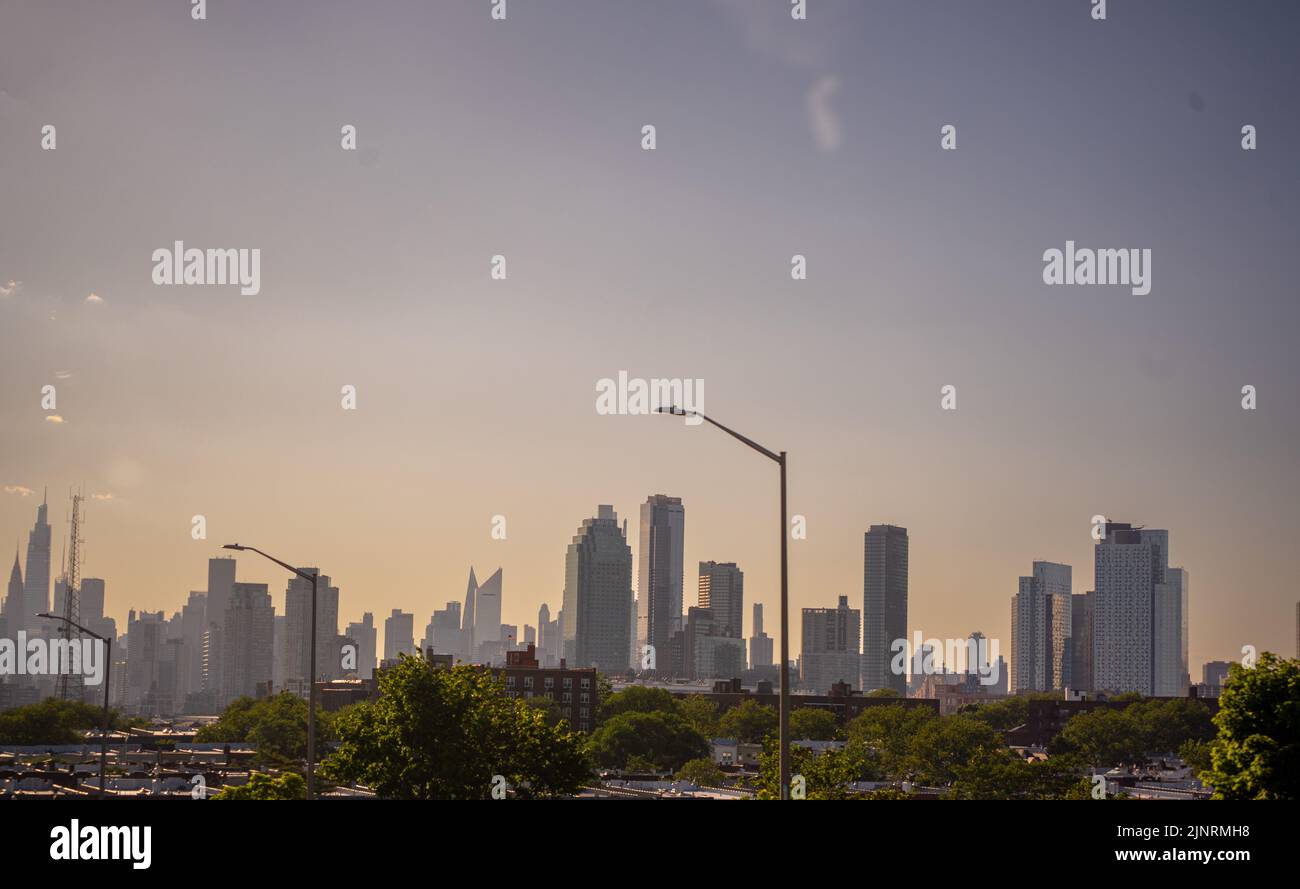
[38,612,112,798]
[655,406,791,800]
[222,543,319,799]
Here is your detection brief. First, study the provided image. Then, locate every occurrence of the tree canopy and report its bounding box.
[321,657,590,799]
[0,698,136,745]
[588,710,709,772]
[196,691,336,767]
[212,771,306,800]
[717,699,778,743]
[1203,653,1300,799]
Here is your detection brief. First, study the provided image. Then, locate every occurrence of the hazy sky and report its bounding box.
[2,1,1297,672]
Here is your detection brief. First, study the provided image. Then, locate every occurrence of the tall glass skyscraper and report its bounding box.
[1094,522,1187,696]
[862,524,908,695]
[22,494,51,634]
[1010,561,1072,693]
[698,560,743,640]
[637,495,684,674]
[564,505,633,673]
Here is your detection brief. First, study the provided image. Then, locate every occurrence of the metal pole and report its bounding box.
[307,569,317,800]
[100,637,111,798]
[307,570,318,799]
[778,451,790,799]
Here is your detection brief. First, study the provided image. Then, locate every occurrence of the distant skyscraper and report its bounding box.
[637,495,685,673]
[698,561,743,639]
[461,567,478,657]
[21,494,52,634]
[205,557,236,631]
[1070,591,1094,692]
[272,613,286,689]
[537,602,560,666]
[222,583,274,703]
[423,601,462,660]
[178,590,206,705]
[1153,566,1189,696]
[863,524,908,694]
[284,570,340,690]
[562,505,633,673]
[3,546,23,637]
[383,609,415,662]
[802,595,861,694]
[201,557,237,699]
[681,605,745,680]
[1010,561,1072,693]
[126,610,167,713]
[345,612,377,679]
[749,602,773,669]
[910,642,937,695]
[474,568,503,648]
[78,578,104,624]
[1093,523,1186,696]
[965,631,989,678]
[1201,660,1232,696]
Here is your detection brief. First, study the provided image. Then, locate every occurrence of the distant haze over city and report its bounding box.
[2,0,1297,670]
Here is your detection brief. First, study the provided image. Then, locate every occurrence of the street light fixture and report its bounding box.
[38,612,112,798]
[654,405,792,800]
[222,543,320,799]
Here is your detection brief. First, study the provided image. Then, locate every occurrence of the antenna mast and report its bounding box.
[56,492,84,701]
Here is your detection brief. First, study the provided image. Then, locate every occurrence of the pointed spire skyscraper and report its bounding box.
[462,567,478,660]
[22,495,52,634]
[2,545,22,635]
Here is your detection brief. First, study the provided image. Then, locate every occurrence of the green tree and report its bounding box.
[597,685,678,721]
[755,737,879,799]
[717,699,778,743]
[624,754,659,773]
[1179,738,1212,776]
[844,704,936,779]
[678,695,720,738]
[1204,653,1300,799]
[0,698,135,745]
[905,715,1003,786]
[962,696,1029,732]
[594,673,615,722]
[196,692,336,767]
[522,694,565,728]
[212,771,306,800]
[950,749,1087,799]
[587,710,709,772]
[675,757,725,786]
[320,658,590,798]
[1051,707,1144,767]
[1125,698,1214,754]
[866,688,901,698]
[789,707,839,741]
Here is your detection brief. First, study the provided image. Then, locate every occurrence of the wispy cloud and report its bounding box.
[3,485,35,497]
[806,75,841,153]
[54,370,72,380]
[44,415,65,424]
[85,292,104,304]
[712,0,842,153]
[0,280,20,297]
[90,493,114,502]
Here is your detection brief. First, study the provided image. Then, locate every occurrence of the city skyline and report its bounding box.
[0,489,1290,688]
